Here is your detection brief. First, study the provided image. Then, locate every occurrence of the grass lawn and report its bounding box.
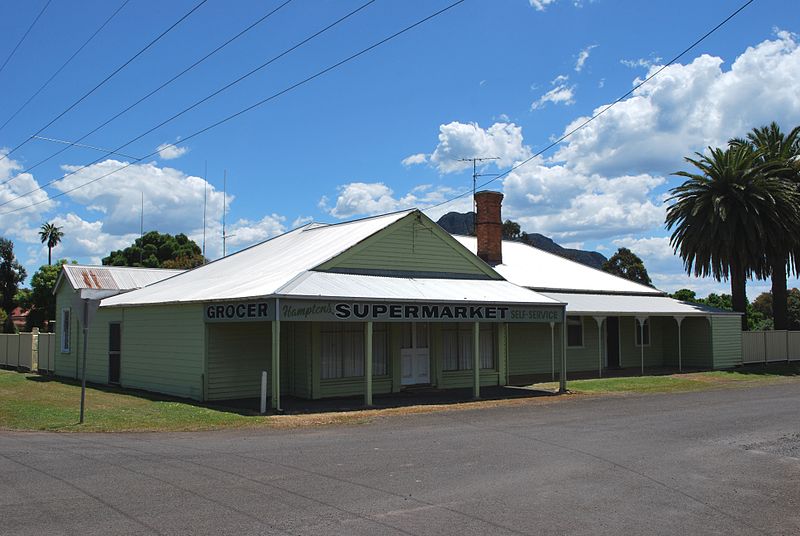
[2,364,799,433]
[533,363,800,394]
[0,371,369,432]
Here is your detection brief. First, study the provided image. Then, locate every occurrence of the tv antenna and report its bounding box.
[457,156,500,232]
[221,169,235,257]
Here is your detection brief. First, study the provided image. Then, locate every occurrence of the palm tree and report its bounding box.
[730,122,800,330]
[666,144,800,330]
[39,222,64,265]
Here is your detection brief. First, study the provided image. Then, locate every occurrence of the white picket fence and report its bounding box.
[742,330,800,364]
[0,331,56,372]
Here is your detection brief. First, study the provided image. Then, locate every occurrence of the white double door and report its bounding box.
[400,322,430,386]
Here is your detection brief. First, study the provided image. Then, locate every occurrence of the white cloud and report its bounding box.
[555,31,800,176]
[52,160,226,237]
[156,142,188,160]
[401,153,428,166]
[426,121,532,174]
[221,215,285,251]
[321,182,461,220]
[531,84,576,110]
[0,151,57,263]
[611,236,673,261]
[620,56,662,69]
[291,215,314,228]
[502,162,666,241]
[528,0,558,11]
[575,45,597,72]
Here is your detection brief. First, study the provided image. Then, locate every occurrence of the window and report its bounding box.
[635,319,651,347]
[442,323,495,371]
[109,323,121,384]
[320,323,388,379]
[61,308,71,352]
[567,316,583,347]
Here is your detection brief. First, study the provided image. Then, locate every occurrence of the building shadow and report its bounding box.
[22,373,555,417]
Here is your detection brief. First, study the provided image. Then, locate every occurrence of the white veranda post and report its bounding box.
[593,316,605,377]
[549,321,555,382]
[674,316,685,372]
[473,322,480,399]
[559,320,567,393]
[636,316,647,376]
[365,321,373,407]
[271,298,281,412]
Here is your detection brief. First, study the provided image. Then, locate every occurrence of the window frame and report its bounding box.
[634,318,651,347]
[60,308,71,353]
[320,322,389,380]
[442,323,496,372]
[566,316,584,348]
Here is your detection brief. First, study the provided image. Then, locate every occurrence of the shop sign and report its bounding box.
[204,301,273,322]
[280,300,562,323]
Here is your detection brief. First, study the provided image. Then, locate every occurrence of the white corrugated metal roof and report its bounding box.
[281,271,560,304]
[542,292,739,316]
[60,265,184,291]
[453,235,662,295]
[102,211,418,307]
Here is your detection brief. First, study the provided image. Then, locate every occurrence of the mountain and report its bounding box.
[436,211,608,269]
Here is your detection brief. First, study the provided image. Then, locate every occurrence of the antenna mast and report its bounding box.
[458,157,499,233]
[222,170,227,257]
[202,161,207,263]
[139,191,144,264]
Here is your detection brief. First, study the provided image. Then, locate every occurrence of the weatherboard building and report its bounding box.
[53,192,741,408]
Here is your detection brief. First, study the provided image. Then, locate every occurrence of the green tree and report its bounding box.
[0,238,26,332]
[731,123,800,330]
[502,220,521,240]
[601,247,653,286]
[38,222,64,265]
[26,260,68,329]
[751,292,773,320]
[102,231,204,268]
[666,144,800,330]
[671,288,698,302]
[788,288,800,330]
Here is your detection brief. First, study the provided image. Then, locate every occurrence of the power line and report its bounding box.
[425,0,756,213]
[0,0,467,216]
[0,0,209,166]
[0,0,379,203]
[8,0,296,179]
[0,0,131,134]
[0,0,53,78]
[32,135,141,160]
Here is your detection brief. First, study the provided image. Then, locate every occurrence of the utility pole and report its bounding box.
[458,157,499,232]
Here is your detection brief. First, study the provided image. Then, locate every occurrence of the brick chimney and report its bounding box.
[475,190,503,265]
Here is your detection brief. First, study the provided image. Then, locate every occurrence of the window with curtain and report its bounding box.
[635,319,651,347]
[320,323,389,379]
[442,323,495,371]
[567,316,583,347]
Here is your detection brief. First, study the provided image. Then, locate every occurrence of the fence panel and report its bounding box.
[742,331,766,364]
[6,335,20,368]
[38,334,54,372]
[0,334,7,366]
[765,331,789,363]
[18,333,34,370]
[789,332,800,362]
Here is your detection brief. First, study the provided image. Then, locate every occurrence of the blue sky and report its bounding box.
[0,0,799,299]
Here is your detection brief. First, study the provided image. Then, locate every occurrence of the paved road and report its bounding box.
[2,384,800,535]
